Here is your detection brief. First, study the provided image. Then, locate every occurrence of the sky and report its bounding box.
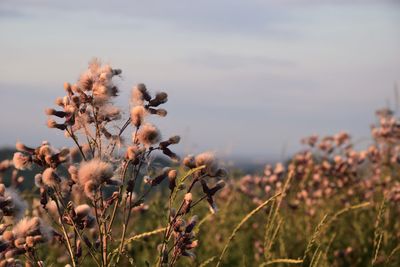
[0,0,399,162]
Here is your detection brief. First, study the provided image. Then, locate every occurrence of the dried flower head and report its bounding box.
[77,159,119,199]
[136,123,161,147]
[0,187,27,220]
[12,217,52,241]
[12,152,32,170]
[131,83,151,105]
[131,106,147,127]
[42,168,61,187]
[195,152,218,176]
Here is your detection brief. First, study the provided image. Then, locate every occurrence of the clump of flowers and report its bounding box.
[0,217,52,266]
[3,59,226,267]
[237,108,400,219]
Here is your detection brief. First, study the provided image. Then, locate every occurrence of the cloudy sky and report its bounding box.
[0,0,399,161]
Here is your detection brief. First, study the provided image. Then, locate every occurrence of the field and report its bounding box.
[0,61,399,267]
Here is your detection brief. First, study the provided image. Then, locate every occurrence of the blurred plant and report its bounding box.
[231,108,400,266]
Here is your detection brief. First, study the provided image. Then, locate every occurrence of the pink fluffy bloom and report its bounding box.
[12,152,32,170]
[136,123,161,147]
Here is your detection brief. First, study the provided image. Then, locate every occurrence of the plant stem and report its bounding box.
[66,127,87,161]
[53,196,77,267]
[53,189,101,266]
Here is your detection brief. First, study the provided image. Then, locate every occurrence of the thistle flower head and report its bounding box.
[42,168,60,187]
[97,104,121,122]
[0,188,27,220]
[136,123,161,147]
[183,155,196,168]
[68,165,79,183]
[125,145,144,161]
[78,159,114,186]
[131,83,151,105]
[130,105,147,127]
[75,204,91,219]
[46,119,66,130]
[149,92,168,107]
[195,152,218,176]
[77,159,117,199]
[12,153,31,171]
[71,204,96,229]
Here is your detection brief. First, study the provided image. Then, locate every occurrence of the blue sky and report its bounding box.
[0,0,399,161]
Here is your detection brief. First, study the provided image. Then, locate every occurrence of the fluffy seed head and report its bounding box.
[12,217,39,237]
[42,168,60,187]
[168,169,177,180]
[68,165,78,183]
[130,106,147,127]
[78,159,114,186]
[38,144,52,157]
[126,145,143,161]
[195,152,218,176]
[75,204,91,219]
[136,123,161,147]
[12,217,52,241]
[55,97,64,106]
[45,108,55,116]
[2,189,27,220]
[79,72,93,91]
[46,119,57,128]
[131,84,151,105]
[3,230,14,241]
[83,181,97,199]
[34,174,44,188]
[12,153,31,170]
[15,142,33,153]
[183,155,196,168]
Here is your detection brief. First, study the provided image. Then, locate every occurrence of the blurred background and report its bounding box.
[0,0,399,164]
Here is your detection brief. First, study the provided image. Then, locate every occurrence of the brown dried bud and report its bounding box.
[162,148,180,162]
[45,108,67,118]
[148,108,167,117]
[42,168,61,187]
[133,84,151,103]
[47,119,66,130]
[168,170,177,191]
[183,155,196,169]
[25,236,35,247]
[3,230,14,241]
[149,92,168,107]
[15,142,35,153]
[5,248,25,258]
[180,193,192,215]
[148,167,170,186]
[185,216,198,233]
[14,238,26,249]
[131,106,146,127]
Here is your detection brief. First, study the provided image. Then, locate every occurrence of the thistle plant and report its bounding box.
[2,59,399,267]
[3,59,226,267]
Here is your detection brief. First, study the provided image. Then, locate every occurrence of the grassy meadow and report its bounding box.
[0,60,399,267]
